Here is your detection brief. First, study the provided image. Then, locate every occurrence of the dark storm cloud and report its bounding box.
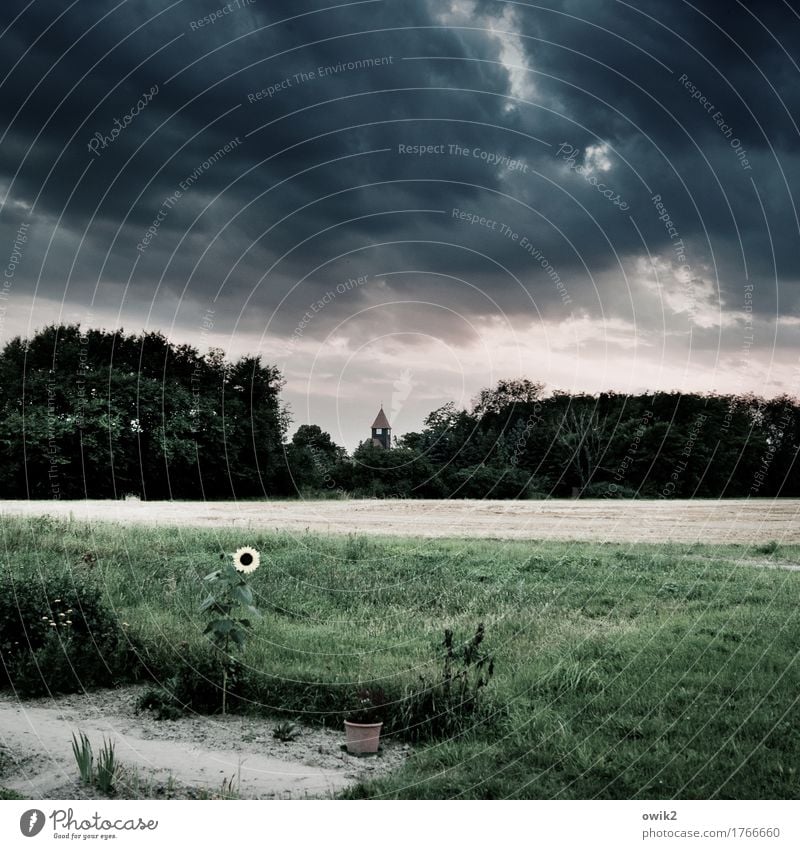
[503,0,800,306]
[1,0,798,347]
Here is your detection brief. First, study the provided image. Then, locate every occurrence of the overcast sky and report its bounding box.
[1,0,799,448]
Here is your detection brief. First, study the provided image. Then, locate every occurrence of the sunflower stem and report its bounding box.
[222,671,227,715]
[199,547,261,717]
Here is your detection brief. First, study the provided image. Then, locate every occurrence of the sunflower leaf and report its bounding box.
[231,584,253,606]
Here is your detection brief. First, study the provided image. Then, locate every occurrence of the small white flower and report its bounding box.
[232,546,260,574]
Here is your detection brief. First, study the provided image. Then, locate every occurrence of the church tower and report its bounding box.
[370,406,392,449]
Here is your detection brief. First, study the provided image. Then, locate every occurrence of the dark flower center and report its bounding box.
[240,552,253,566]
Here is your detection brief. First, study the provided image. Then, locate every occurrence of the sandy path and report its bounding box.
[1,498,799,544]
[0,689,406,799]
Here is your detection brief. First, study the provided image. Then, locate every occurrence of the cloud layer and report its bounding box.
[1,0,798,447]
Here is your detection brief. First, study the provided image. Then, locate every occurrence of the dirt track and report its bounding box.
[1,498,798,544]
[0,687,407,799]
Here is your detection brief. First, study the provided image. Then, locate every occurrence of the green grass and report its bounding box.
[1,515,799,799]
[0,741,23,799]
[0,787,24,800]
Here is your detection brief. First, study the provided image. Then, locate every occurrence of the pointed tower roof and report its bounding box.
[371,406,391,429]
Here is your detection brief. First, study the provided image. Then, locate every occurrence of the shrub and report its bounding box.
[0,568,137,696]
[137,641,248,717]
[134,687,185,721]
[396,623,495,742]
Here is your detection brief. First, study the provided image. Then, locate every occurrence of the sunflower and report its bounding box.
[232,546,260,574]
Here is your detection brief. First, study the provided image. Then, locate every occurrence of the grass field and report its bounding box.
[1,515,799,799]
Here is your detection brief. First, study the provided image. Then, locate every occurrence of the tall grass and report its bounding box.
[2,515,799,799]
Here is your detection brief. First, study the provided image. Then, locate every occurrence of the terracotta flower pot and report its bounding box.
[344,720,383,754]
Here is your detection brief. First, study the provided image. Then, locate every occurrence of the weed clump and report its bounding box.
[71,731,117,795]
[272,720,301,742]
[397,623,495,742]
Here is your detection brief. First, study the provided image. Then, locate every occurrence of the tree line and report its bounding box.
[1,327,797,499]
[0,325,287,499]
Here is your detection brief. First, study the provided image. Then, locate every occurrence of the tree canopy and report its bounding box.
[0,325,288,499]
[1,325,797,499]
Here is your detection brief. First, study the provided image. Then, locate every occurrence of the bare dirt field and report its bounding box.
[0,687,408,799]
[1,498,798,544]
